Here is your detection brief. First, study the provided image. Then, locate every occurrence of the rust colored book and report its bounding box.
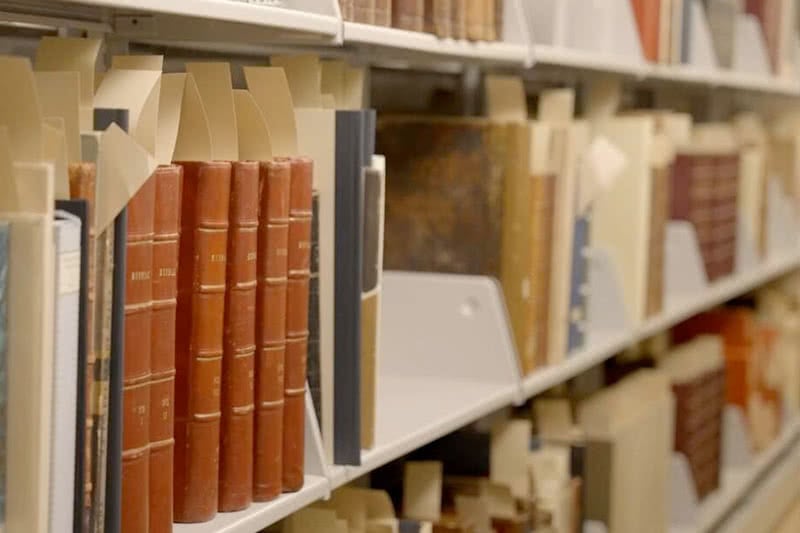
[425,0,453,37]
[121,175,156,533]
[283,157,313,492]
[451,0,466,39]
[631,0,661,62]
[374,0,392,26]
[339,0,355,21]
[466,0,485,40]
[219,162,259,512]
[254,160,290,501]
[173,161,232,523]
[353,0,375,24]
[393,0,424,31]
[68,163,97,533]
[149,165,183,533]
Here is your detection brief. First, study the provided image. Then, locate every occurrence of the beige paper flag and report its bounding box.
[186,62,239,161]
[344,65,366,110]
[321,60,347,108]
[0,127,16,211]
[403,462,443,522]
[156,73,187,165]
[112,54,164,71]
[34,71,81,162]
[485,75,527,122]
[244,66,298,156]
[490,419,533,500]
[42,118,69,200]
[172,73,212,162]
[34,37,101,130]
[271,54,323,108]
[94,69,162,156]
[233,89,273,161]
[95,124,157,231]
[0,56,43,163]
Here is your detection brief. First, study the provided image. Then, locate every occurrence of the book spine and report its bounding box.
[494,0,503,41]
[68,162,97,533]
[173,161,231,523]
[425,0,453,37]
[466,0,484,40]
[528,174,555,372]
[339,0,355,21]
[374,0,392,26]
[284,157,313,492]
[121,176,156,533]
[255,160,290,501]
[219,161,259,511]
[353,0,376,24]
[307,191,322,426]
[393,0,424,31]
[149,164,182,533]
[631,0,660,62]
[451,0,467,39]
[484,0,496,41]
[91,223,115,533]
[0,224,6,527]
[647,166,669,317]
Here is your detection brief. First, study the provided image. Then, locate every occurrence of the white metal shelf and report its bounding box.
[669,417,800,533]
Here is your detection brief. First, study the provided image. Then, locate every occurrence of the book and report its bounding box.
[149,165,182,533]
[255,160,290,501]
[425,0,453,37]
[0,222,5,528]
[308,190,322,427]
[120,173,155,533]
[361,159,387,450]
[657,335,725,500]
[50,212,82,533]
[54,199,90,533]
[375,0,392,26]
[219,161,259,512]
[466,0,485,40]
[68,162,97,532]
[393,0,425,31]
[631,0,662,62]
[284,157,314,491]
[354,0,376,24]
[334,110,375,465]
[173,161,232,522]
[340,0,355,21]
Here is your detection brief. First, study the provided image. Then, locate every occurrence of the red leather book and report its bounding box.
[121,174,156,533]
[254,160,290,501]
[149,164,183,533]
[631,0,660,62]
[219,162,259,511]
[173,161,231,522]
[68,162,97,532]
[283,157,313,492]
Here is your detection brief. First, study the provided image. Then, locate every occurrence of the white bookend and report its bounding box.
[732,14,772,76]
[664,221,709,310]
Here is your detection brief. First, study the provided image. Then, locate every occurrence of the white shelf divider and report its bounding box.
[332,271,523,488]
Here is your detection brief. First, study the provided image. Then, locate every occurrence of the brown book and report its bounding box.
[354,0,376,24]
[647,165,669,317]
[173,161,232,523]
[254,160,291,501]
[68,163,97,533]
[121,175,156,533]
[484,0,496,40]
[466,0,485,40]
[393,0,425,31]
[219,161,259,511]
[451,0,467,39]
[149,164,183,533]
[493,0,503,41]
[374,0,392,26]
[425,0,453,37]
[283,157,313,492]
[528,173,556,372]
[340,0,355,21]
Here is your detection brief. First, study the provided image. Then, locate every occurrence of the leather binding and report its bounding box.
[425,0,453,37]
[307,191,322,426]
[393,0,425,31]
[631,0,660,62]
[646,166,669,317]
[451,0,467,39]
[121,175,156,533]
[149,165,183,533]
[713,154,739,280]
[466,0,485,40]
[283,157,313,492]
[219,162,259,511]
[254,160,291,501]
[528,174,555,372]
[374,0,392,26]
[173,161,232,523]
[68,163,97,532]
[353,0,375,24]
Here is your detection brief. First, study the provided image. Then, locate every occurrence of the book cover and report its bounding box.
[149,165,183,533]
[284,157,313,491]
[173,161,232,522]
[0,222,7,527]
[393,0,425,31]
[255,160,290,501]
[425,0,453,37]
[354,0,376,24]
[219,161,259,511]
[54,199,90,533]
[121,174,155,533]
[375,0,392,26]
[51,212,82,533]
